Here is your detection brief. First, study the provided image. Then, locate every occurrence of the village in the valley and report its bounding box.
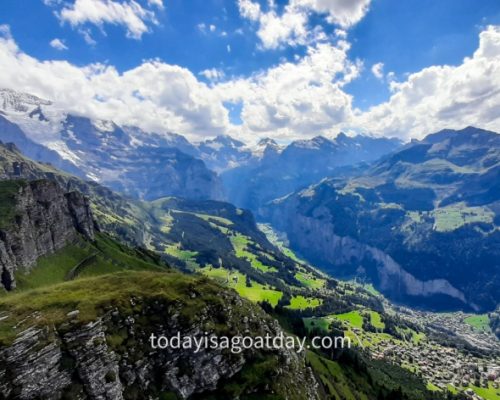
[366,308,500,399]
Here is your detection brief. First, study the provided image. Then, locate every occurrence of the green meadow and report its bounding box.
[200,266,283,306]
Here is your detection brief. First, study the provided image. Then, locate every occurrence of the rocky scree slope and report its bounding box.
[0,179,94,291]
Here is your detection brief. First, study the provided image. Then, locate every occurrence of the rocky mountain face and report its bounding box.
[0,272,318,399]
[0,141,160,246]
[0,115,85,177]
[252,137,284,161]
[264,127,500,312]
[60,115,224,200]
[0,179,94,291]
[222,133,402,212]
[195,135,255,173]
[0,89,224,202]
[0,142,318,296]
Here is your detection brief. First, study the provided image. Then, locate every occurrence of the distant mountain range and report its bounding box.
[264,126,500,312]
[222,133,402,211]
[0,89,224,201]
[0,88,402,204]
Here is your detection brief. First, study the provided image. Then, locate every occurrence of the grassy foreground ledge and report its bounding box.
[0,270,224,345]
[0,270,320,400]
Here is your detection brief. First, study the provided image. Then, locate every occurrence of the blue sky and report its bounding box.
[1,0,500,142]
[347,0,500,108]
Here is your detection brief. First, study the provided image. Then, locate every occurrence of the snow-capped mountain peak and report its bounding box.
[92,118,117,133]
[0,88,52,114]
[256,137,278,147]
[251,137,284,159]
[0,88,66,148]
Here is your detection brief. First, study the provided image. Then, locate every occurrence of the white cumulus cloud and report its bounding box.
[0,31,229,140]
[50,38,68,50]
[199,68,225,82]
[147,0,163,8]
[51,0,162,40]
[214,41,360,141]
[237,0,371,49]
[294,0,371,28]
[1,22,500,144]
[371,62,384,80]
[357,25,500,140]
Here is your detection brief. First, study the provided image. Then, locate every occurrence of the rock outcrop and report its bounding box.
[0,273,319,399]
[289,213,466,301]
[265,197,467,306]
[0,179,94,290]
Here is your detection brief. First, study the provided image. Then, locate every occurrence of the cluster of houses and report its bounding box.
[364,308,500,399]
[372,337,499,391]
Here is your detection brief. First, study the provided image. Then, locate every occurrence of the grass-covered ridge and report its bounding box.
[0,270,229,344]
[12,232,166,291]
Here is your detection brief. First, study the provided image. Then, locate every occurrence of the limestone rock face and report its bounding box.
[0,290,319,400]
[0,179,94,290]
[265,198,467,305]
[0,327,72,399]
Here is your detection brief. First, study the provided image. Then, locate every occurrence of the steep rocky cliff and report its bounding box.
[263,127,500,311]
[0,179,94,291]
[0,271,319,400]
[266,202,466,304]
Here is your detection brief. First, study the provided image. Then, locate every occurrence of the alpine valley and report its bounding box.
[0,88,499,400]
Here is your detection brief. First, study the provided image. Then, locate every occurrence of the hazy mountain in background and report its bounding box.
[222,133,402,212]
[263,126,500,312]
[0,89,223,201]
[0,88,403,205]
[195,134,254,172]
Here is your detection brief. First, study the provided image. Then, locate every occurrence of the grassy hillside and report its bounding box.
[0,142,493,400]
[12,232,166,292]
